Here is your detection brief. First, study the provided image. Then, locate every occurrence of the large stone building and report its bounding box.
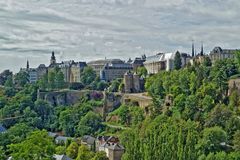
[144,52,191,74]
[100,61,133,82]
[60,60,86,83]
[70,62,87,83]
[209,46,240,63]
[87,59,126,76]
[21,52,86,83]
[129,55,146,72]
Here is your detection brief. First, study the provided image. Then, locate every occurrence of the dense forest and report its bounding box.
[122,57,240,159]
[0,54,240,159]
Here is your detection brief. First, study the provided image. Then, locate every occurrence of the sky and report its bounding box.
[0,0,240,72]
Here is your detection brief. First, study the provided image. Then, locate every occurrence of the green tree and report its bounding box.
[34,100,54,129]
[0,70,13,85]
[91,151,108,160]
[80,66,96,86]
[203,56,212,67]
[59,109,76,136]
[174,51,182,70]
[198,126,227,154]
[14,71,29,87]
[96,81,108,91]
[233,130,240,151]
[38,74,48,90]
[9,130,55,160]
[4,75,14,88]
[137,66,148,77]
[77,111,103,136]
[108,78,122,92]
[234,50,240,68]
[48,70,56,90]
[66,142,79,159]
[215,152,227,160]
[55,146,66,155]
[76,145,94,160]
[0,146,6,160]
[206,153,215,160]
[55,70,65,89]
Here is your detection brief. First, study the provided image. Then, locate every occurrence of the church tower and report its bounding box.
[192,41,195,57]
[200,42,204,56]
[50,51,56,64]
[26,60,29,70]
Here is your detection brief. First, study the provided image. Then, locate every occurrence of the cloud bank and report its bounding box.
[0,0,239,72]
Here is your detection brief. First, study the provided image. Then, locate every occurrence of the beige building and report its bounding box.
[60,61,87,83]
[97,136,124,160]
[21,52,86,84]
[102,143,124,160]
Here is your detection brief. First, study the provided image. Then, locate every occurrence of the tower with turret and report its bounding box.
[133,73,140,92]
[124,71,134,93]
[50,51,56,64]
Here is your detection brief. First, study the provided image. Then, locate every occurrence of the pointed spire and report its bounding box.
[192,40,195,57]
[27,60,29,69]
[200,42,204,56]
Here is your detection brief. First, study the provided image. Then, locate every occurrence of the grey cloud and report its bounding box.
[0,0,239,72]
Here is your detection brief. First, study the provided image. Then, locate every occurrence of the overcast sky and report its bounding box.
[0,0,239,72]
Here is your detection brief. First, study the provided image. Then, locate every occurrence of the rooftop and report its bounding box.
[81,135,95,145]
[88,59,124,65]
[0,124,6,133]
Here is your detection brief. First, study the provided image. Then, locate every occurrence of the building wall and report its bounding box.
[29,70,38,83]
[124,72,143,93]
[108,149,124,160]
[144,53,190,74]
[70,65,81,83]
[124,73,133,93]
[144,61,166,74]
[133,74,140,92]
[101,67,133,82]
[37,67,47,80]
[209,47,237,64]
[89,64,105,76]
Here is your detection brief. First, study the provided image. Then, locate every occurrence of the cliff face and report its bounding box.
[37,90,103,106]
[228,78,240,96]
[37,90,152,119]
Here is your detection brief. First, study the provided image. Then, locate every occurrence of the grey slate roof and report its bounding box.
[55,136,71,143]
[48,132,57,138]
[53,154,72,160]
[81,135,96,145]
[100,142,124,151]
[0,124,6,133]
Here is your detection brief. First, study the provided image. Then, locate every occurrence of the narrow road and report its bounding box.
[103,122,129,130]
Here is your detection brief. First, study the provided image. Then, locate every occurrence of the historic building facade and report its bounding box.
[123,71,144,93]
[100,62,133,82]
[87,59,126,76]
[21,52,86,83]
[144,52,191,74]
[209,46,239,63]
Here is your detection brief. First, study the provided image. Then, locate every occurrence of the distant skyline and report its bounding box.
[0,0,240,72]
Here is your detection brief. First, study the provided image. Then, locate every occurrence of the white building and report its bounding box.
[144,52,191,74]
